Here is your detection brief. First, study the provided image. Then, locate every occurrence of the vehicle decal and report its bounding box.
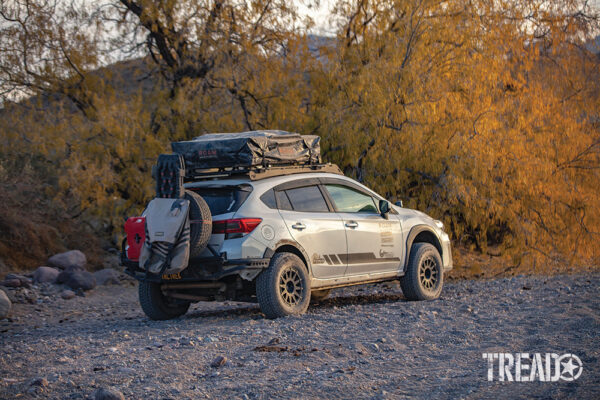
[314,252,400,266]
[339,252,400,264]
[355,252,399,263]
[327,254,341,265]
[312,253,327,264]
[378,222,394,247]
[379,249,394,258]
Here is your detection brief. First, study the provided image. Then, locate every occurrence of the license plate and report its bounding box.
[162,272,182,280]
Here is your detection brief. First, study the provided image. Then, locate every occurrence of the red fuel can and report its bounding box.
[124,216,146,261]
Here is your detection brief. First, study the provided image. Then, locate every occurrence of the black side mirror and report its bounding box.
[379,199,390,219]
[395,200,403,208]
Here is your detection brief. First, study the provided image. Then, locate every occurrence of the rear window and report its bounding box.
[190,185,252,216]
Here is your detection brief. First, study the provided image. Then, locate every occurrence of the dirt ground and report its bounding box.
[1,273,598,399]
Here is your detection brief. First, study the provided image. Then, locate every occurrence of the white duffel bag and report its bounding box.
[139,198,191,276]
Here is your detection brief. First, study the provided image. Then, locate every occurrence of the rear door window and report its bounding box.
[284,186,329,212]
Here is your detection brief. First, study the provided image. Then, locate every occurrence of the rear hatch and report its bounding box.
[187,183,253,252]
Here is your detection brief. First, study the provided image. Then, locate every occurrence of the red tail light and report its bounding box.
[212,218,262,234]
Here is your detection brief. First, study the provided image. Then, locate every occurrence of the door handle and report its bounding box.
[291,222,306,230]
[345,221,359,228]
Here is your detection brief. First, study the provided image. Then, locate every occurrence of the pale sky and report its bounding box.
[296,0,337,36]
[296,0,600,37]
[76,1,599,38]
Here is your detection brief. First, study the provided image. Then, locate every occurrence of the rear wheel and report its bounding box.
[256,253,311,318]
[138,280,190,320]
[400,243,443,300]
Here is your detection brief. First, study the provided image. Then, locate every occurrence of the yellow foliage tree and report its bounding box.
[311,0,600,269]
[0,0,598,273]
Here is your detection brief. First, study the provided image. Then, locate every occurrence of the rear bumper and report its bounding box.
[121,245,270,282]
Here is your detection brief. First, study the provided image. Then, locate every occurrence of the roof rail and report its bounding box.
[184,163,343,182]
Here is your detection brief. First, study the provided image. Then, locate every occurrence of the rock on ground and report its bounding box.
[56,266,96,291]
[61,290,76,300]
[4,287,37,304]
[64,271,96,291]
[0,288,10,319]
[1,274,31,288]
[28,377,48,387]
[94,387,125,400]
[211,355,227,368]
[32,267,60,284]
[0,279,21,288]
[93,269,120,286]
[47,250,86,270]
[56,265,85,283]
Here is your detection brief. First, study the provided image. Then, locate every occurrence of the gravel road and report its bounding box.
[1,273,598,399]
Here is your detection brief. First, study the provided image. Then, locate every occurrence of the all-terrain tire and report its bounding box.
[400,243,444,301]
[310,289,331,303]
[138,280,190,320]
[256,253,311,319]
[184,190,212,258]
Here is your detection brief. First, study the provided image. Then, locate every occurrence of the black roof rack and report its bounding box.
[184,163,343,182]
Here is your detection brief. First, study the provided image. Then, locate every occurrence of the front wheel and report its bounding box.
[400,243,444,300]
[138,281,190,320]
[256,253,311,318]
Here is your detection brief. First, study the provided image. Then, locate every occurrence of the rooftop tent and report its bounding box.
[171,130,321,171]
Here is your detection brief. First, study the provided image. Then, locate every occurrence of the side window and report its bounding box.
[260,189,276,209]
[324,184,378,213]
[275,191,293,211]
[284,186,329,212]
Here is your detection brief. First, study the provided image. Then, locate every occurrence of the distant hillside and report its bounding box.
[586,35,600,54]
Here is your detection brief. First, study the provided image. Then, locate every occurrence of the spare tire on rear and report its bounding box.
[185,190,212,258]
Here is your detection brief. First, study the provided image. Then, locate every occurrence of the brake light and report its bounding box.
[212,218,262,234]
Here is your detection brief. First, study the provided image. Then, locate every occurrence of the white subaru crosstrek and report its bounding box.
[123,165,452,319]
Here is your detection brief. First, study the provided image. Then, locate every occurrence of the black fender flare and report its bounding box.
[263,239,312,276]
[404,225,443,272]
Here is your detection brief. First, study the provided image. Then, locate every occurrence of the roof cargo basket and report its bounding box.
[184,163,343,182]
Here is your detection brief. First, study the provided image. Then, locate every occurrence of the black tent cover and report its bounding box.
[171,130,321,170]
